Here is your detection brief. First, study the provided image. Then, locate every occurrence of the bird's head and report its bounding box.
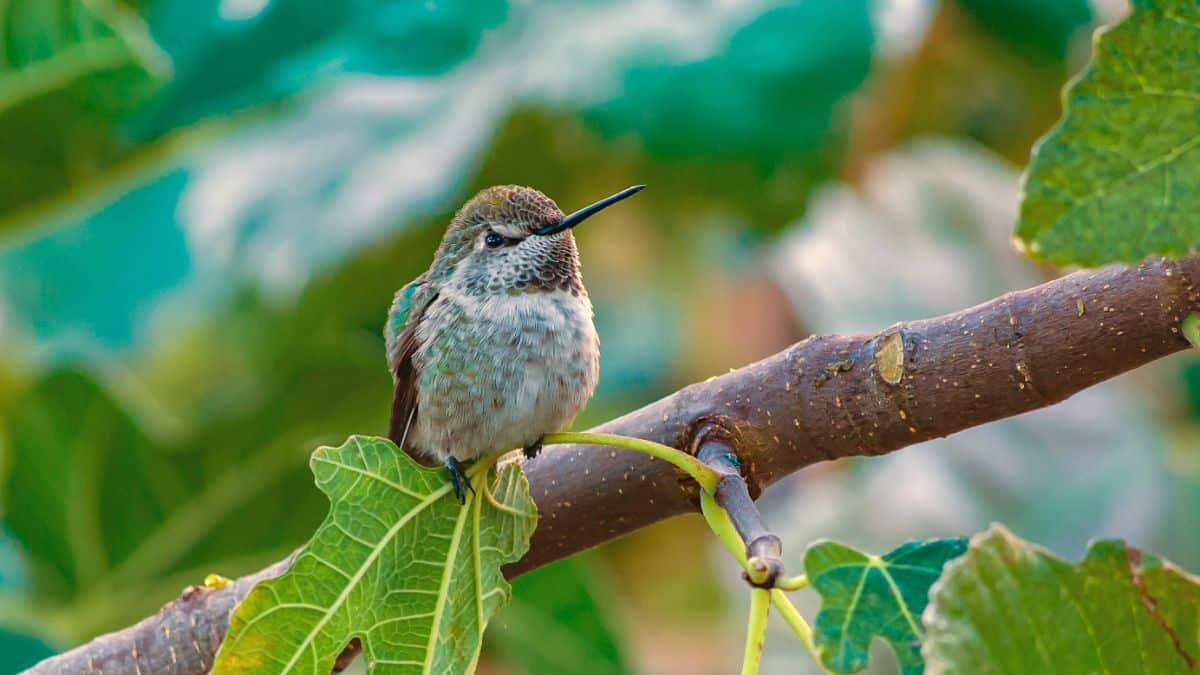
[431,184,644,296]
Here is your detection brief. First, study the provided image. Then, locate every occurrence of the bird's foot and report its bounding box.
[522,436,545,461]
[445,456,475,505]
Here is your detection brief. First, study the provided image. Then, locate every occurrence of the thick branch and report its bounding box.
[28,257,1200,674]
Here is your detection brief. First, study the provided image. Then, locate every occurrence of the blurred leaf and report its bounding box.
[870,5,1081,165]
[0,627,56,672]
[955,0,1091,60]
[213,436,537,675]
[0,218,443,643]
[805,537,968,675]
[0,369,333,639]
[0,0,170,232]
[491,557,630,675]
[587,1,872,162]
[0,0,507,234]
[1016,0,1200,264]
[924,525,1200,673]
[0,171,191,348]
[137,0,506,134]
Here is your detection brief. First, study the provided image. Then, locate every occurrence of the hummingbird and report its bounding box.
[385,184,645,503]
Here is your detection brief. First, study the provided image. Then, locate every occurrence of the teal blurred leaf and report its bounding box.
[955,0,1092,60]
[1016,0,1200,264]
[587,1,873,160]
[492,557,630,675]
[213,436,537,675]
[0,171,191,349]
[924,525,1200,674]
[137,0,507,134]
[805,538,967,675]
[0,369,332,637]
[0,627,56,673]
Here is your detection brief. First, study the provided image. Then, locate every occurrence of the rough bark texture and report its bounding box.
[27,257,1200,674]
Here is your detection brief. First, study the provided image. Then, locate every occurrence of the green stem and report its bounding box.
[542,431,720,492]
[775,574,808,591]
[541,431,826,674]
[700,491,749,568]
[770,590,829,674]
[742,588,770,675]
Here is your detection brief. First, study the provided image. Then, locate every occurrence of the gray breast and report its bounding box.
[409,288,599,462]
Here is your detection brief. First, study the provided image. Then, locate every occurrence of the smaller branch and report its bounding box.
[696,427,825,673]
[696,429,784,588]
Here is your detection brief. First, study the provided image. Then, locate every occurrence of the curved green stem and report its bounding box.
[770,590,829,674]
[775,574,809,591]
[742,588,770,675]
[542,431,720,492]
[700,491,749,568]
[542,431,826,674]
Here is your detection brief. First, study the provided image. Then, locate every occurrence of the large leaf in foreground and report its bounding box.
[924,525,1200,674]
[805,538,967,674]
[1016,0,1200,264]
[212,436,537,674]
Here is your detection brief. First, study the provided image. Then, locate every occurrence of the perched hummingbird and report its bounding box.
[385,184,644,502]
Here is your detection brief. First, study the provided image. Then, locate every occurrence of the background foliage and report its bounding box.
[2,1,1198,673]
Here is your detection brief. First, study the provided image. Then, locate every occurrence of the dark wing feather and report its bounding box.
[384,276,436,450]
[387,319,426,447]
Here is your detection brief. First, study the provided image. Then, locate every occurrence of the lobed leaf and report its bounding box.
[923,524,1200,674]
[212,436,537,675]
[804,537,967,674]
[1016,0,1200,264]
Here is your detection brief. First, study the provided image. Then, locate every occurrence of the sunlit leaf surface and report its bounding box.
[1017,0,1200,264]
[213,436,537,675]
[924,525,1200,674]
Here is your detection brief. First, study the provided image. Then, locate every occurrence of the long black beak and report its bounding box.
[534,184,646,236]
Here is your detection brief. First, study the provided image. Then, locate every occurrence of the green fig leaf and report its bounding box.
[1016,0,1200,264]
[212,436,537,675]
[924,525,1200,674]
[805,537,968,674]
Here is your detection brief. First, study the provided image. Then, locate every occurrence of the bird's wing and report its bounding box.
[385,274,437,448]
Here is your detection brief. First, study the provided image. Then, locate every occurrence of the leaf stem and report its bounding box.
[541,431,720,492]
[775,574,808,591]
[701,490,749,567]
[770,589,829,673]
[741,588,770,675]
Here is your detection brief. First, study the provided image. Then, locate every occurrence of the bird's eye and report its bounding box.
[485,231,504,248]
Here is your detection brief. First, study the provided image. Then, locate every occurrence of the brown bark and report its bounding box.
[26,257,1200,674]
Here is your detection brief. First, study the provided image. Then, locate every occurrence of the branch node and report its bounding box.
[695,434,789,589]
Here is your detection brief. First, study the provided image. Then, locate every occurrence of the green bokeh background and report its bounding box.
[2,1,1195,673]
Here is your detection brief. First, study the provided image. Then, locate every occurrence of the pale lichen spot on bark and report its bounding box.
[875,332,905,385]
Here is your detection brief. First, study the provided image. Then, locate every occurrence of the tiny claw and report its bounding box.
[523,436,545,461]
[446,456,475,505]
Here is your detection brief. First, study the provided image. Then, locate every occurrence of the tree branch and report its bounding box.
[27,257,1200,674]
